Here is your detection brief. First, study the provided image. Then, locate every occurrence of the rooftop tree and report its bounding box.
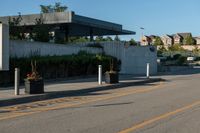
[40,2,68,13]
[8,12,26,40]
[37,2,68,43]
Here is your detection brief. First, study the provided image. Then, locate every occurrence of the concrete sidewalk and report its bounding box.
[0,75,163,107]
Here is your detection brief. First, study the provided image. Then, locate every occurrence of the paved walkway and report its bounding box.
[0,77,99,100]
[0,75,162,107]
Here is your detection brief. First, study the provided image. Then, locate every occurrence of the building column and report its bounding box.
[0,23,9,71]
[90,28,94,41]
[55,30,65,44]
[64,26,69,43]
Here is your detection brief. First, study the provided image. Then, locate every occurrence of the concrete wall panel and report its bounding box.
[10,40,103,58]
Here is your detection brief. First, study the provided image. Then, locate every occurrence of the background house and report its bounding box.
[194,37,200,45]
[161,35,173,48]
[140,35,151,46]
[173,33,192,44]
[140,35,159,46]
[149,35,157,45]
[142,33,199,51]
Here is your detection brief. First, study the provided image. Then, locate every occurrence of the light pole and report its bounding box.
[140,27,145,45]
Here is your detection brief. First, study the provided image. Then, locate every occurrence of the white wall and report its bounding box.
[101,42,157,75]
[195,38,200,45]
[182,45,200,51]
[0,23,9,71]
[10,40,103,57]
[121,46,157,75]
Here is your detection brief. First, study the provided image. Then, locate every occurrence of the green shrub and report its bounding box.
[86,43,103,48]
[173,54,182,60]
[0,53,120,86]
[195,57,200,61]
[176,56,187,65]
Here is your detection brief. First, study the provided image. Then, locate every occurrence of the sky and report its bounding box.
[0,0,199,41]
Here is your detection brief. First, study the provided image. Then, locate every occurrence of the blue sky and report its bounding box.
[0,0,199,41]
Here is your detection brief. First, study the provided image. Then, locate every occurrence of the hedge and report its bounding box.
[0,51,120,86]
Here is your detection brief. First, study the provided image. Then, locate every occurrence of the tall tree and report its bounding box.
[54,2,68,12]
[157,45,167,55]
[153,37,164,46]
[114,35,120,41]
[192,46,200,55]
[95,36,104,42]
[168,44,184,51]
[40,5,53,13]
[129,38,137,46]
[105,36,113,41]
[184,35,195,45]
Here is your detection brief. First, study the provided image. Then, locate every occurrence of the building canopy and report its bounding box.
[0,11,135,37]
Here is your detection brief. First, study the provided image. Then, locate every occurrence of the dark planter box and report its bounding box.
[24,79,44,94]
[105,72,119,84]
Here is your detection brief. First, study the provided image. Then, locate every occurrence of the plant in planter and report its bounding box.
[24,61,44,94]
[105,59,119,84]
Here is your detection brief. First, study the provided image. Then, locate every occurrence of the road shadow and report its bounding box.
[0,75,153,91]
[45,78,164,98]
[92,102,134,108]
[68,102,135,109]
[0,78,164,107]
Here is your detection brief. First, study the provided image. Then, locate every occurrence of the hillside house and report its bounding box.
[194,37,200,45]
[161,35,173,47]
[173,33,192,44]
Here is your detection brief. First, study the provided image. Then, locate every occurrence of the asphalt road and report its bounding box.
[1,72,200,133]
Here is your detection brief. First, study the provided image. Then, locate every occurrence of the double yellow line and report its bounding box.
[119,96,200,133]
[0,82,163,121]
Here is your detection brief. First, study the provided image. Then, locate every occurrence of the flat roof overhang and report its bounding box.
[0,11,136,36]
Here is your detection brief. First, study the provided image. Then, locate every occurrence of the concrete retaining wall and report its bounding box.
[9,40,157,75]
[182,45,200,51]
[158,66,193,72]
[10,40,103,57]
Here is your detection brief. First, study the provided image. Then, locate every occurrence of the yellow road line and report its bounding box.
[0,82,163,121]
[1,97,87,111]
[0,112,37,121]
[119,99,200,133]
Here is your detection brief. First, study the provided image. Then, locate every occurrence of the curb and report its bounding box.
[0,78,164,107]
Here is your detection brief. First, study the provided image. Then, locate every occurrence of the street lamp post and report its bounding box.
[140,27,145,45]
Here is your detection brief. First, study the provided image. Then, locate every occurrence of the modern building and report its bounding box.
[0,11,135,42]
